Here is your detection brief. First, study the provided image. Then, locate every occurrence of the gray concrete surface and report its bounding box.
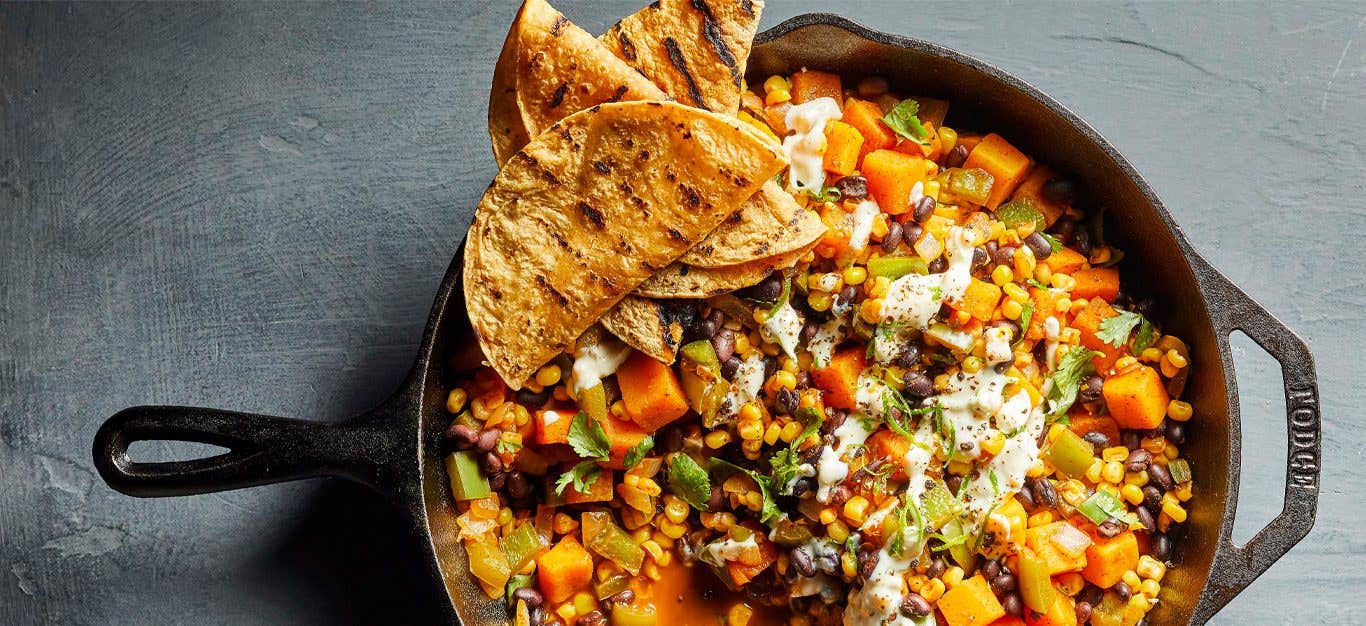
[1,2,1361,624]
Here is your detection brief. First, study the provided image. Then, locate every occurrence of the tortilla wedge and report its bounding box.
[600,296,699,363]
[511,0,668,148]
[489,19,531,167]
[678,181,826,267]
[600,0,765,115]
[464,101,786,387]
[634,238,819,299]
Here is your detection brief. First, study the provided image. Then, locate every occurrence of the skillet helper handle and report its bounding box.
[93,405,401,498]
[1199,266,1321,611]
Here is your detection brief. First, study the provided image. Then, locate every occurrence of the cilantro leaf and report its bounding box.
[554,460,602,495]
[806,184,843,203]
[1026,278,1050,290]
[666,453,713,511]
[624,435,654,469]
[1077,490,1139,526]
[1016,302,1035,345]
[1132,317,1155,354]
[1040,232,1063,255]
[772,408,823,491]
[567,411,611,460]
[715,459,782,525]
[1046,347,1098,419]
[1096,310,1143,348]
[881,99,930,143]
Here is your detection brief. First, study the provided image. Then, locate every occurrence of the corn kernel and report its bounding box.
[907,574,927,592]
[827,519,851,543]
[1085,459,1105,483]
[705,430,732,449]
[962,356,985,374]
[663,496,689,524]
[1100,446,1128,462]
[1140,579,1161,598]
[1166,350,1189,369]
[1125,471,1150,487]
[870,276,892,299]
[553,512,578,535]
[1137,555,1167,581]
[535,364,562,387]
[1162,500,1188,523]
[1028,511,1055,527]
[1035,263,1053,285]
[818,507,838,525]
[780,421,803,443]
[981,431,1006,456]
[658,519,688,539]
[556,602,577,622]
[763,422,783,446]
[765,89,792,105]
[1102,461,1126,484]
[807,291,832,312]
[943,566,965,589]
[1115,355,1139,372]
[1121,484,1145,505]
[445,388,468,414]
[843,266,868,286]
[843,496,871,526]
[1122,570,1142,589]
[840,551,858,579]
[738,419,764,442]
[1141,347,1164,362]
[727,603,754,626]
[1165,444,1180,459]
[920,579,946,603]
[645,561,661,580]
[1175,482,1194,502]
[1167,400,1193,422]
[1014,246,1037,278]
[1050,273,1077,291]
[991,264,1014,286]
[763,75,789,93]
[1002,298,1024,320]
[860,298,884,324]
[1003,282,1029,304]
[1057,572,1086,596]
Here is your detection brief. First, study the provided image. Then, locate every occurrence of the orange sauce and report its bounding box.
[635,560,790,626]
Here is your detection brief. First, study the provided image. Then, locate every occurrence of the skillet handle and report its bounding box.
[1193,265,1321,618]
[93,403,412,500]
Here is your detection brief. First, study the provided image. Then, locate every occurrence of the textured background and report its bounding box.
[1,2,1361,624]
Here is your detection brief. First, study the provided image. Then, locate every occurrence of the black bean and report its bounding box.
[1114,581,1132,601]
[792,476,816,497]
[488,471,506,491]
[990,574,1018,595]
[511,471,536,500]
[1024,232,1053,260]
[838,285,860,306]
[513,586,544,608]
[796,371,811,389]
[1126,449,1153,472]
[901,593,932,617]
[928,256,948,273]
[858,547,880,578]
[708,486,726,511]
[801,320,819,342]
[945,144,969,169]
[902,222,925,247]
[578,610,607,626]
[1041,177,1077,204]
[1078,375,1104,403]
[903,371,934,399]
[476,428,503,453]
[991,244,1017,267]
[897,343,921,369]
[1147,464,1174,492]
[829,483,853,506]
[1165,421,1186,445]
[1122,431,1142,452]
[913,196,936,223]
[972,247,989,268]
[1031,477,1058,509]
[445,423,479,449]
[1152,533,1172,561]
[1001,594,1023,617]
[764,388,794,416]
[1055,219,1078,241]
[529,606,546,626]
[721,356,741,380]
[1074,227,1092,256]
[926,558,947,580]
[1097,518,1124,538]
[709,328,736,364]
[1135,505,1157,532]
[1082,431,1111,449]
[882,221,903,253]
[1136,619,1150,626]
[1143,486,1164,511]
[1016,482,1036,509]
[982,559,1002,580]
[1075,601,1094,624]
[834,175,868,201]
[789,546,817,578]
[743,275,784,303]
[695,318,719,341]
[764,357,779,382]
[603,589,635,611]
[1078,585,1104,608]
[482,451,503,474]
[516,388,550,408]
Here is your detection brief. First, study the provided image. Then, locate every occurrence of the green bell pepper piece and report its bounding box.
[445,451,490,501]
[1047,429,1095,476]
[868,256,929,279]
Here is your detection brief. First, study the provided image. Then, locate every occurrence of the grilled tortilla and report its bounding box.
[634,239,819,299]
[678,180,826,268]
[464,101,785,387]
[600,0,765,114]
[600,296,699,363]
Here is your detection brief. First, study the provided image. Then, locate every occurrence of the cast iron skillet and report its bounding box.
[93,14,1322,625]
